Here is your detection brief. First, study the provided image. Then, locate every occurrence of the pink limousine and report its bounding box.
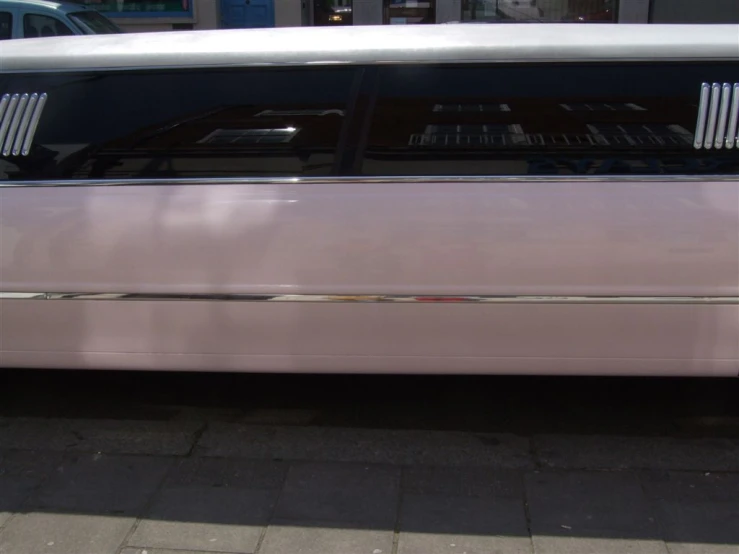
[1,24,738,376]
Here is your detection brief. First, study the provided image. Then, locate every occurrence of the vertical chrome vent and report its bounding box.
[0,92,48,157]
[726,84,739,150]
[694,83,739,150]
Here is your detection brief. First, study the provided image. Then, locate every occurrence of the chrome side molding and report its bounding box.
[2,174,739,190]
[0,92,48,157]
[1,292,737,305]
[695,82,739,150]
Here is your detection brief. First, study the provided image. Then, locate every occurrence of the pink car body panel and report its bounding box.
[1,178,738,375]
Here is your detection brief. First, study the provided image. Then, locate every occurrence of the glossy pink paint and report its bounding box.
[1,179,738,375]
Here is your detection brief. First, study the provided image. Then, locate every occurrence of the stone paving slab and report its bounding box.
[397,493,532,554]
[163,458,288,491]
[0,418,202,456]
[28,453,172,516]
[641,471,739,554]
[534,435,739,471]
[258,521,394,554]
[127,488,275,553]
[524,471,669,554]
[0,450,60,529]
[126,457,284,553]
[197,424,533,468]
[0,513,135,554]
[274,463,400,527]
[401,466,523,498]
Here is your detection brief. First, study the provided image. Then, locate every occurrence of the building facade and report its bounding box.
[69,0,738,32]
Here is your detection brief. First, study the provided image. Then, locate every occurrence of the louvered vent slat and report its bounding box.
[0,92,48,157]
[725,84,739,150]
[695,82,739,150]
[0,94,20,154]
[3,93,30,156]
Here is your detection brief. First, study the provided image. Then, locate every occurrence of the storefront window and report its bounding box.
[70,0,193,18]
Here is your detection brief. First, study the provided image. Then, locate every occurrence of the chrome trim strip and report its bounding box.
[703,83,722,149]
[727,83,739,150]
[21,93,48,157]
[7,57,739,76]
[0,94,20,155]
[1,292,737,305]
[1,174,739,189]
[11,93,38,156]
[2,93,29,157]
[714,83,733,149]
[694,82,711,149]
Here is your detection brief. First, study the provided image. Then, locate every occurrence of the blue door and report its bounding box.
[220,0,275,28]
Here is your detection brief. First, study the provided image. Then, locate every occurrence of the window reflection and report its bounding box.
[360,63,739,176]
[383,0,436,24]
[313,0,353,26]
[0,11,12,40]
[1,68,355,180]
[461,0,616,23]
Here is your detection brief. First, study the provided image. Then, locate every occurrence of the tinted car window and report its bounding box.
[0,67,357,181]
[23,13,74,38]
[0,11,11,40]
[359,63,739,176]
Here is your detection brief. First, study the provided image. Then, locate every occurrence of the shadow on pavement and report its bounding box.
[0,371,737,553]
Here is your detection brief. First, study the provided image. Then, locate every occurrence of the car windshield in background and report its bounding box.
[69,11,122,34]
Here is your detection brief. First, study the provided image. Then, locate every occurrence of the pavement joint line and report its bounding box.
[123,546,258,554]
[520,471,536,554]
[637,471,674,554]
[529,435,544,470]
[389,468,406,554]
[252,458,291,554]
[113,457,179,554]
[184,420,210,457]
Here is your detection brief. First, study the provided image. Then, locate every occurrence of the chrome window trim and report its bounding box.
[1,292,737,305]
[1,175,739,188]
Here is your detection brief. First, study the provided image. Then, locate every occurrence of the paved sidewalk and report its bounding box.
[0,418,738,554]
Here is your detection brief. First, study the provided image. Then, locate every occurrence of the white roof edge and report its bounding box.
[1,24,738,73]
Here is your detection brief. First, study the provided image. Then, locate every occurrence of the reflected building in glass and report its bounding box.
[56,0,739,32]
